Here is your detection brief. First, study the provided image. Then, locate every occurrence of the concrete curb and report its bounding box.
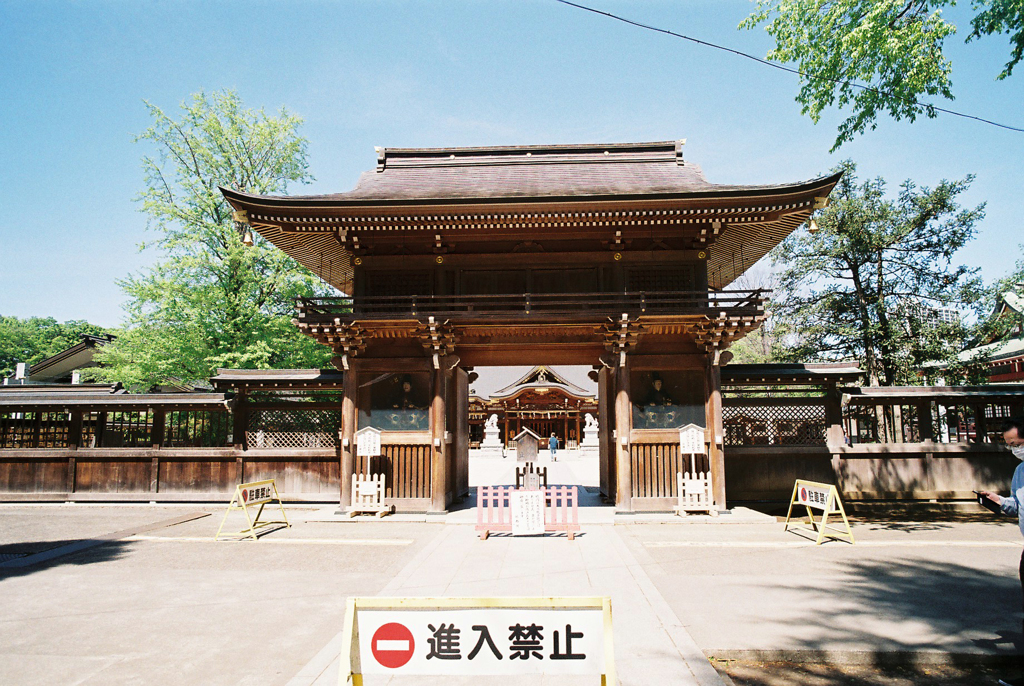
[702,648,1024,666]
[606,526,728,686]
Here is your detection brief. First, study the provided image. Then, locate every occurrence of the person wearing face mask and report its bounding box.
[977,416,1024,686]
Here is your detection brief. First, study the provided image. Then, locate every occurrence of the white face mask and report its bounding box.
[1012,445,1024,460]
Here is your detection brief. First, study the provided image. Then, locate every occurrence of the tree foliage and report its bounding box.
[741,0,1023,150]
[94,90,332,389]
[0,316,110,378]
[770,161,984,385]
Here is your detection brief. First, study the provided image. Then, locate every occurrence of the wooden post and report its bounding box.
[430,364,447,512]
[614,359,632,511]
[151,409,165,448]
[974,403,989,443]
[598,367,613,499]
[705,355,726,509]
[233,389,248,450]
[31,410,42,449]
[824,382,844,447]
[917,400,934,442]
[68,410,83,449]
[339,362,359,508]
[455,367,470,499]
[96,411,107,448]
[150,409,164,493]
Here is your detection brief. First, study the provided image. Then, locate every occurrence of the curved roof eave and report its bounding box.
[219,172,843,211]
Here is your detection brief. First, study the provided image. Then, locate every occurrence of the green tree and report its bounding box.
[741,0,1024,150]
[770,161,984,386]
[94,90,332,389]
[0,316,110,378]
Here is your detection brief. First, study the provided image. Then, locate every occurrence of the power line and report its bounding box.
[555,0,1024,135]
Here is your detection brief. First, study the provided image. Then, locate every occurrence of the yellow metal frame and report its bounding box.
[783,479,855,545]
[339,596,615,685]
[214,479,291,541]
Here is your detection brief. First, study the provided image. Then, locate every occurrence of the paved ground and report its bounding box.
[2,451,1024,685]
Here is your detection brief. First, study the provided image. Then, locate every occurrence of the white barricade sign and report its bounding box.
[215,479,290,541]
[784,479,855,545]
[356,427,382,457]
[341,597,614,682]
[511,490,545,535]
[347,473,389,518]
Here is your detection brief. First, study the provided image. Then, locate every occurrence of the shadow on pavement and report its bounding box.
[0,539,133,579]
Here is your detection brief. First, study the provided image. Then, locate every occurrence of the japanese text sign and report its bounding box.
[239,482,275,506]
[796,483,832,511]
[355,427,382,457]
[678,423,705,455]
[341,597,614,683]
[511,490,545,535]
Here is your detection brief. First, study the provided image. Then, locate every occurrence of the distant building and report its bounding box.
[2,334,115,385]
[931,287,1024,383]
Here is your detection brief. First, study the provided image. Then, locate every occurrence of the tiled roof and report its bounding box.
[224,141,833,205]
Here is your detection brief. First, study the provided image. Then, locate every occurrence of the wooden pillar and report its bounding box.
[974,403,989,443]
[917,400,934,442]
[705,356,726,509]
[575,413,581,447]
[150,409,165,493]
[96,411,107,448]
[68,410,83,449]
[233,389,248,450]
[503,414,510,449]
[824,382,844,446]
[563,413,568,448]
[614,359,632,511]
[339,362,359,508]
[67,410,82,495]
[454,368,469,499]
[598,367,613,498]
[430,365,448,512]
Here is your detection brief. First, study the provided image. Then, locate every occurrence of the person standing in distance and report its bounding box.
[978,417,1024,686]
[549,432,558,462]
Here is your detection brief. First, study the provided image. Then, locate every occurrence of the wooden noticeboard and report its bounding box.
[356,426,382,457]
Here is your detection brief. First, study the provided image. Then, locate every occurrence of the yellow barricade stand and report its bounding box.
[783,479,854,545]
[215,479,291,541]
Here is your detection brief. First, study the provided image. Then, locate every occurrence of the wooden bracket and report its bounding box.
[600,314,643,367]
[415,316,458,369]
[329,323,368,371]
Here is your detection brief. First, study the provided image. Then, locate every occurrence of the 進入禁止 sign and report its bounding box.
[341,597,614,682]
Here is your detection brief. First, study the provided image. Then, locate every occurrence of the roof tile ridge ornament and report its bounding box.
[675,138,686,166]
[376,146,385,173]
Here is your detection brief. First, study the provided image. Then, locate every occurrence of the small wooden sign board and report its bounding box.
[356,426,382,457]
[783,479,854,545]
[514,428,542,463]
[215,479,291,541]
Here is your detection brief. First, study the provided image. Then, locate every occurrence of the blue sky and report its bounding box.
[2,0,1022,328]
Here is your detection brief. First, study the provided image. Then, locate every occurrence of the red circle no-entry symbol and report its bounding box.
[371,622,415,669]
[800,487,807,502]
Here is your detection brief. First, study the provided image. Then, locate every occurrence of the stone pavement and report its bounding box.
[291,522,725,686]
[2,451,1024,685]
